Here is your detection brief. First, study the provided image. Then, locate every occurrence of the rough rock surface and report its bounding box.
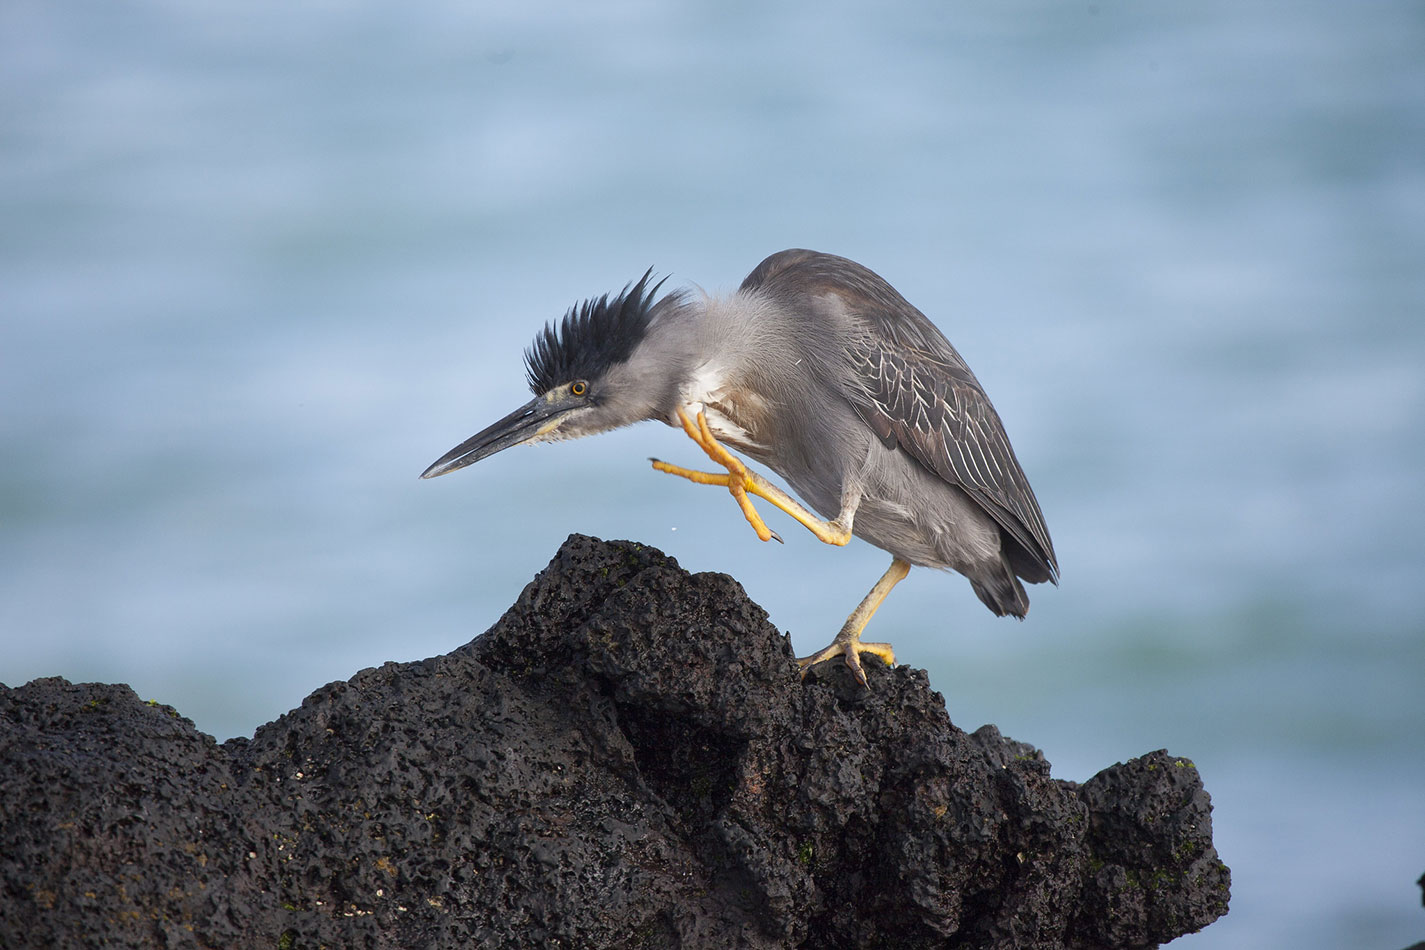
[0,535,1230,949]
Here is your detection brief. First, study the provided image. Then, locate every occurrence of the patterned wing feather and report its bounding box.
[740,249,1058,581]
[848,337,1057,581]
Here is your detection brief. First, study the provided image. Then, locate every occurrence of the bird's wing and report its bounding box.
[738,249,1057,580]
[842,300,1059,582]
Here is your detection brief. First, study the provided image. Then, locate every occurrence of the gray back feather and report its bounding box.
[742,249,1058,582]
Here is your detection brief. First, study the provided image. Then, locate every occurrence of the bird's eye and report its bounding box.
[570,381,587,397]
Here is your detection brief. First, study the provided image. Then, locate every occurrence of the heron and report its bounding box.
[421,249,1057,686]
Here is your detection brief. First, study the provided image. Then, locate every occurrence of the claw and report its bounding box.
[797,637,897,688]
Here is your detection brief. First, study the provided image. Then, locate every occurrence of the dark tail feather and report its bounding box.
[969,562,1031,618]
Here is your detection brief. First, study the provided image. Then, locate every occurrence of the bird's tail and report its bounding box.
[969,562,1030,619]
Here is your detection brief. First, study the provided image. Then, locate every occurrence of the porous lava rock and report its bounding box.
[0,535,1229,948]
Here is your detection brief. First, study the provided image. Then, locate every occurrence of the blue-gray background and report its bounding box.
[3,2,1422,946]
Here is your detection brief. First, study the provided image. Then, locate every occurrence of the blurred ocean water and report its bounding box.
[2,1,1422,946]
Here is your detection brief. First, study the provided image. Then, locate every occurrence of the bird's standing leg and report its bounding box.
[797,557,909,688]
[651,407,856,546]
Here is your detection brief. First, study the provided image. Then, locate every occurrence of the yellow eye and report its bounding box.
[570,381,587,397]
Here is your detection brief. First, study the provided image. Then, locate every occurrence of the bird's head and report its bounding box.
[421,270,674,479]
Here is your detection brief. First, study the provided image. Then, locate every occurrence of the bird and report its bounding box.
[421,249,1057,686]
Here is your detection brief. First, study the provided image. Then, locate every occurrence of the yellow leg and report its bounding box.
[797,557,910,688]
[650,407,855,546]
[651,406,780,543]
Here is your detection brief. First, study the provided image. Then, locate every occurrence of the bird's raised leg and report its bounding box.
[797,557,909,687]
[651,406,856,546]
[650,407,780,542]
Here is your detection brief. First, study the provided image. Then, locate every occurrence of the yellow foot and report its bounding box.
[649,456,782,542]
[651,406,854,547]
[796,557,911,689]
[649,406,780,543]
[796,636,897,688]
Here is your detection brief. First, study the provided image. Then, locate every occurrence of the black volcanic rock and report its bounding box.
[0,535,1230,949]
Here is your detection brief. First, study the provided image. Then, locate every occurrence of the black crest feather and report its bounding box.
[524,269,664,394]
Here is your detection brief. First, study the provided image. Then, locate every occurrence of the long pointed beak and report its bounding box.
[420,397,567,479]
